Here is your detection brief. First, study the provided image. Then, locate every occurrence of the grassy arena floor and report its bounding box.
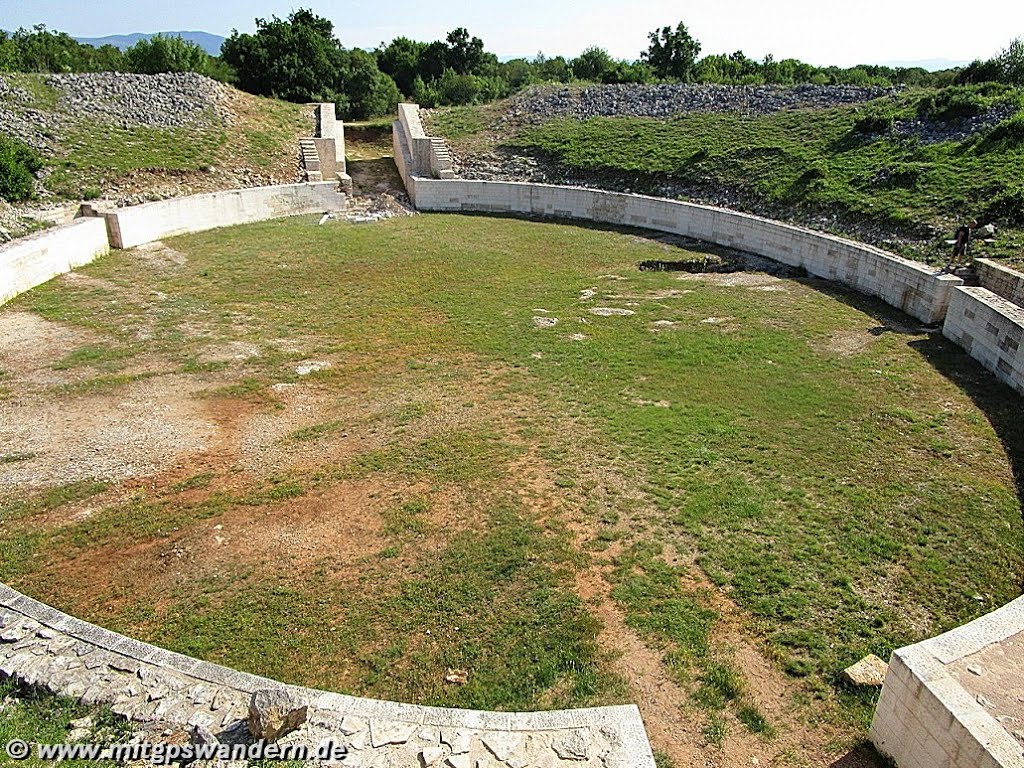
[0,214,1021,760]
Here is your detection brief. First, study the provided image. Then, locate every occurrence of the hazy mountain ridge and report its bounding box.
[73,31,226,55]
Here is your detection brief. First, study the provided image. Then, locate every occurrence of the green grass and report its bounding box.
[0,681,132,768]
[52,344,133,371]
[1,74,61,111]
[1,213,1020,733]
[492,86,1024,264]
[426,106,488,139]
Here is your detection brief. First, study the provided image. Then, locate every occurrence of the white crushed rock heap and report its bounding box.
[47,72,230,129]
[503,83,896,124]
[0,72,229,154]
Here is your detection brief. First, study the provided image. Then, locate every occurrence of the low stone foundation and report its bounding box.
[0,584,655,767]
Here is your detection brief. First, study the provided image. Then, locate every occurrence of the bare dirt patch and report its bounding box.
[131,240,188,269]
[0,373,218,490]
[0,311,103,378]
[676,271,789,289]
[817,329,877,357]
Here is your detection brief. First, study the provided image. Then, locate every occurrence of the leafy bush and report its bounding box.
[0,135,43,202]
[916,84,1012,122]
[980,188,1024,226]
[852,105,896,135]
[124,34,211,75]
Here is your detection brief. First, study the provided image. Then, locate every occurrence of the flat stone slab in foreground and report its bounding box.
[0,583,655,767]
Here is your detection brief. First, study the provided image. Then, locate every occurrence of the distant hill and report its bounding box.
[74,31,226,56]
[877,58,969,71]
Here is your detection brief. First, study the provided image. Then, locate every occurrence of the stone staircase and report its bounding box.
[299,138,322,182]
[947,264,980,286]
[429,138,455,179]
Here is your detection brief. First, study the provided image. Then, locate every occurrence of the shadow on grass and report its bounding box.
[830,741,893,767]
[812,278,1024,510]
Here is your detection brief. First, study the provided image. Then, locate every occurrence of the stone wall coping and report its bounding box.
[871,595,1024,767]
[102,181,343,216]
[428,177,956,279]
[954,285,1024,326]
[0,582,655,763]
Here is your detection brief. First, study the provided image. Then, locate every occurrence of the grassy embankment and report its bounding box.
[431,85,1024,266]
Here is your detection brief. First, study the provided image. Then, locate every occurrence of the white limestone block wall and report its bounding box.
[0,583,655,767]
[408,177,961,325]
[102,182,347,249]
[0,218,109,306]
[397,103,453,180]
[942,286,1024,395]
[870,595,1024,768]
[976,258,1024,306]
[314,102,347,179]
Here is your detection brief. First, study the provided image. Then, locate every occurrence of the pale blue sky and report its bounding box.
[2,0,1021,67]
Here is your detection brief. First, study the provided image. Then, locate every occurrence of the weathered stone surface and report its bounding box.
[248,689,308,742]
[440,728,472,754]
[843,654,888,687]
[0,570,656,767]
[481,731,521,761]
[369,720,419,748]
[420,746,445,766]
[552,729,591,761]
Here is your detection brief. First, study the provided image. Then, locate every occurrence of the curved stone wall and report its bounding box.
[98,181,347,249]
[0,584,654,766]
[943,285,1024,396]
[392,109,961,326]
[0,217,109,306]
[1,182,347,311]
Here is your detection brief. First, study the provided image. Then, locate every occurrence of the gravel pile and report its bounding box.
[0,72,229,153]
[0,78,51,153]
[503,83,896,123]
[892,103,1020,144]
[46,72,230,129]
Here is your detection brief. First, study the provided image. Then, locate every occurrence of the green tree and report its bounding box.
[221,8,346,102]
[604,60,654,84]
[377,36,427,96]
[571,46,614,81]
[434,68,479,105]
[998,38,1024,85]
[0,25,125,73]
[643,21,701,81]
[124,34,210,75]
[532,52,571,83]
[445,28,485,75]
[345,48,401,118]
